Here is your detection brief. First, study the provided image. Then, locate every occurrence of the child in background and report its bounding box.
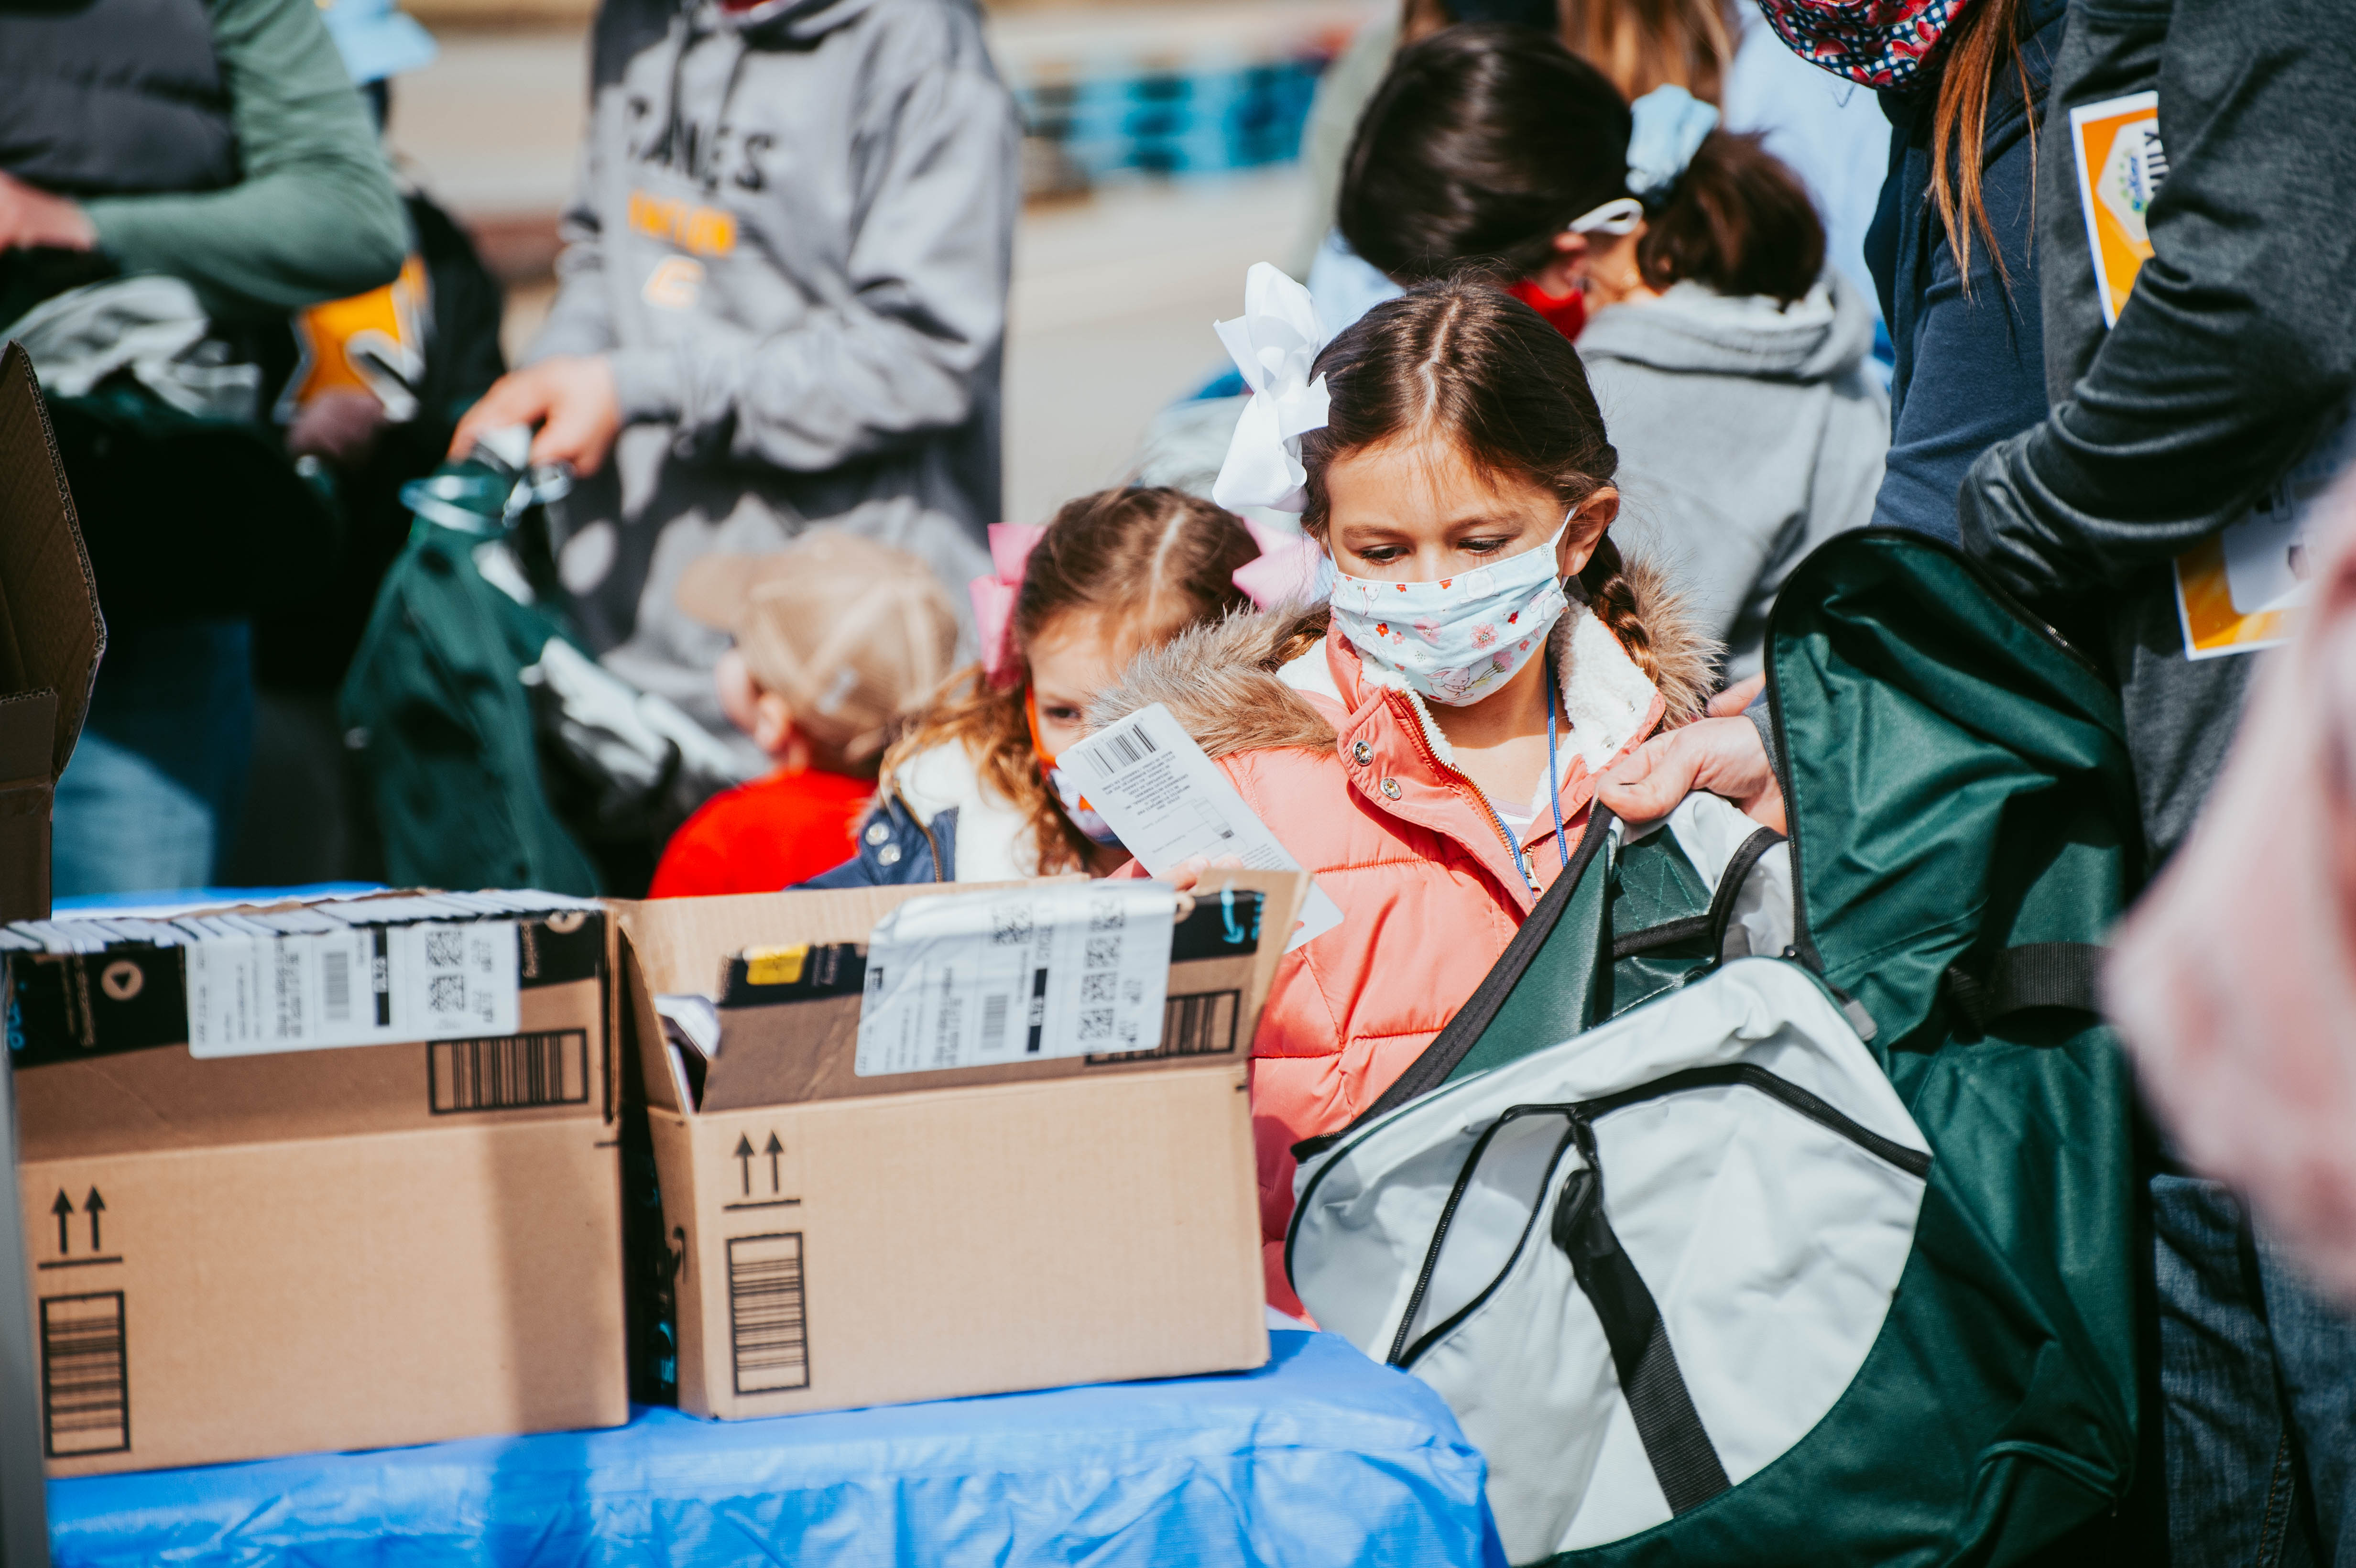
[649,533,959,897]
[1339,24,1884,678]
[805,487,1259,886]
[1099,272,1769,1313]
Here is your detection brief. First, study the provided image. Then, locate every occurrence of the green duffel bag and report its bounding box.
[1287,530,2141,1567]
[338,451,602,895]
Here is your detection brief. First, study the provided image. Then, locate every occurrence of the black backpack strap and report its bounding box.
[1943,942,2106,1029]
[1604,823,1784,963]
[1552,1162,1731,1514]
[1703,826,1786,956]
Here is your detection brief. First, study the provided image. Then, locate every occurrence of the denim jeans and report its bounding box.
[2154,1173,2356,1566]
[52,619,254,898]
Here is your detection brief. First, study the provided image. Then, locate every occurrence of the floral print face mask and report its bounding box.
[1328,524,1571,707]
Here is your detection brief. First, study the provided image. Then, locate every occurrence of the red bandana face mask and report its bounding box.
[1754,0,1971,90]
[1507,278,1589,341]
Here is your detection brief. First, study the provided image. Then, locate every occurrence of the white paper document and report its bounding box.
[1059,702,1344,952]
[856,882,1175,1076]
[185,920,521,1058]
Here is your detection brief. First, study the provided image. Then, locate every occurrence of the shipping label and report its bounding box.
[1059,702,1343,952]
[855,883,1175,1076]
[185,921,521,1057]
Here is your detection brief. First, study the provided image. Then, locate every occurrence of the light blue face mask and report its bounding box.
[1328,525,1571,706]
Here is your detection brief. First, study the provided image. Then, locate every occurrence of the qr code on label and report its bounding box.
[425,930,466,967]
[1087,898,1126,933]
[1079,1009,1115,1041]
[991,904,1035,946]
[1085,937,1120,970]
[1081,972,1118,1003]
[428,974,467,1013]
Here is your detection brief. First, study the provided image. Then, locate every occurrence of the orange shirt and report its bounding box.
[648,767,876,897]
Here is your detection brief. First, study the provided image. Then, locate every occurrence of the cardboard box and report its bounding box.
[8,893,629,1476]
[0,341,103,924]
[619,872,1303,1419]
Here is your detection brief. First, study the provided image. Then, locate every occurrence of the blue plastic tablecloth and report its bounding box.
[46,1328,1500,1568]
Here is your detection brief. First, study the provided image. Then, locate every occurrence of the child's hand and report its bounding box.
[1164,853,1248,894]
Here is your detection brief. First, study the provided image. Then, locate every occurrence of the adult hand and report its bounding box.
[1708,671,1765,719]
[1596,716,1784,835]
[0,171,96,251]
[450,355,622,474]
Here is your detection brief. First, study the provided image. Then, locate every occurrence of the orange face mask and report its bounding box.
[1025,688,1122,846]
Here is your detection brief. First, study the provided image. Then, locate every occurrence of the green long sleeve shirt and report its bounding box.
[79,0,408,318]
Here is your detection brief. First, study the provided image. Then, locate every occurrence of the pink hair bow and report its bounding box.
[970,522,1045,680]
[1232,516,1324,609]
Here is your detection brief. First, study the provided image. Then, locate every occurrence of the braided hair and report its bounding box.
[1296,276,1661,686]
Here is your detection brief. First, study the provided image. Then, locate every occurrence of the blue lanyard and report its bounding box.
[1545,661,1571,875]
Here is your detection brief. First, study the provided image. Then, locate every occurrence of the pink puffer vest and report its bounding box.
[1096,563,1709,1314]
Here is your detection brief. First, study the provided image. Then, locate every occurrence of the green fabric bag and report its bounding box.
[1291,531,2142,1566]
[338,463,601,895]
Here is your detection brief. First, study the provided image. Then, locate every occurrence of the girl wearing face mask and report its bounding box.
[805,487,1259,887]
[1101,272,1752,1314]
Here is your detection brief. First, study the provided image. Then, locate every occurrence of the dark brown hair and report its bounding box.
[882,487,1258,872]
[1298,278,1664,685]
[1928,0,2035,291]
[1340,25,1823,304]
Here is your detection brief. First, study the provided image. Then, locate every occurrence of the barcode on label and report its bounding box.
[981,992,1010,1053]
[428,1030,590,1113]
[322,948,352,1021]
[1088,721,1158,778]
[729,1233,811,1394]
[1087,988,1243,1065]
[41,1292,129,1458]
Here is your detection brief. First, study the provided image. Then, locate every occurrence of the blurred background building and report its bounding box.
[386,0,1372,524]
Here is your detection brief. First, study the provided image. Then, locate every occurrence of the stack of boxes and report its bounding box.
[3,873,1303,1475]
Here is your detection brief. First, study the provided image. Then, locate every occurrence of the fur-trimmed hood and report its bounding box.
[1090,548,1717,762]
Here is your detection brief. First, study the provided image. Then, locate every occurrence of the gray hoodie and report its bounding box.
[1579,270,1887,679]
[531,0,1015,765]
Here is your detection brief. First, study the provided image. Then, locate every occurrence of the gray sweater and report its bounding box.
[1579,270,1887,679]
[532,0,1015,762]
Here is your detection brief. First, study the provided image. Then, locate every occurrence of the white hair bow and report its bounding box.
[1211,262,1332,515]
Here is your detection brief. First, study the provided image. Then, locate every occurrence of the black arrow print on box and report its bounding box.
[50,1190,71,1255]
[734,1133,755,1197]
[764,1132,783,1193]
[85,1187,105,1252]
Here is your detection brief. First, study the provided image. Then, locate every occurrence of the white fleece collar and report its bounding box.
[1558,601,1659,772]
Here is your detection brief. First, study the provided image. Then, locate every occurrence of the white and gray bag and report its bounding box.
[1286,808,1932,1561]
